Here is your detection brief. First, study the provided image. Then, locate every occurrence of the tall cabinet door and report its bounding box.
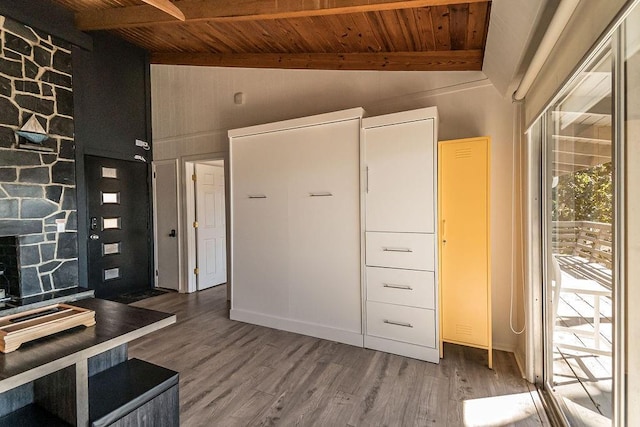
[365,119,435,233]
[439,137,491,366]
[231,132,292,316]
[287,119,361,333]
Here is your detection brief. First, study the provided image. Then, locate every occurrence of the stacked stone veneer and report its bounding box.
[0,15,78,297]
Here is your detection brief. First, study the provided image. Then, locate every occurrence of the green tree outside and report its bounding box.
[552,162,613,224]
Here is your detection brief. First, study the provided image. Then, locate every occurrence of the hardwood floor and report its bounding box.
[129,286,547,426]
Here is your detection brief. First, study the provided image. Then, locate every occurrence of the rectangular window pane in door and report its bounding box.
[101,192,120,204]
[102,242,121,256]
[546,43,613,425]
[102,217,121,230]
[101,167,118,179]
[103,267,120,281]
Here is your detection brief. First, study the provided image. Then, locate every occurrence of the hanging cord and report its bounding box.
[510,102,526,335]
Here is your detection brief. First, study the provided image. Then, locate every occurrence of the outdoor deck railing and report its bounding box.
[552,221,612,288]
[552,221,612,269]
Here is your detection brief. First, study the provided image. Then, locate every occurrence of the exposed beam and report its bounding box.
[141,0,185,21]
[76,0,488,30]
[150,50,483,71]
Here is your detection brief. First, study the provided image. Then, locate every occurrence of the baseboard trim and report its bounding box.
[513,348,527,379]
[492,342,516,353]
[230,308,364,347]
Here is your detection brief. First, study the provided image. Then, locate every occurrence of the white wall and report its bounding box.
[151,65,523,352]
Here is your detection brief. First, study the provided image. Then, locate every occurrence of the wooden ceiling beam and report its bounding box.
[141,0,185,21]
[149,50,483,71]
[76,0,488,30]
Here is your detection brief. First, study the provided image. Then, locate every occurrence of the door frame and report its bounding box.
[152,159,182,291]
[180,152,230,296]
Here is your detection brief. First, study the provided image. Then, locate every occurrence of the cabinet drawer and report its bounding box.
[366,267,434,309]
[365,232,434,270]
[366,301,435,347]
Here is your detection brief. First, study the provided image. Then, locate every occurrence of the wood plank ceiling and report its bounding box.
[50,0,492,71]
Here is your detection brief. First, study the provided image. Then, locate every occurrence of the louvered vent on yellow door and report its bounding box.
[454,148,472,159]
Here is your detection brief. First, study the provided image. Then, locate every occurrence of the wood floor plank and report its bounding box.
[416,375,450,424]
[129,286,543,426]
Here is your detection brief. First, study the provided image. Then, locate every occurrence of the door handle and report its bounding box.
[89,234,99,240]
[169,229,176,237]
[366,166,369,193]
[442,219,446,244]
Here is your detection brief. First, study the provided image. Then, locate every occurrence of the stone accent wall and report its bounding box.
[0,15,77,297]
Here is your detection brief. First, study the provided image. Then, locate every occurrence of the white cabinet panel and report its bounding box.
[287,120,361,332]
[232,130,293,201]
[364,119,435,233]
[366,301,436,348]
[230,109,364,344]
[366,267,435,309]
[365,232,435,271]
[231,132,291,316]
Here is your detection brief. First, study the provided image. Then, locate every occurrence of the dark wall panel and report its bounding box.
[73,32,151,160]
[73,32,153,289]
[0,0,92,49]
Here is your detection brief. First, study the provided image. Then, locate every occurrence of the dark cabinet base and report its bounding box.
[89,358,179,427]
[108,385,178,427]
[0,403,71,427]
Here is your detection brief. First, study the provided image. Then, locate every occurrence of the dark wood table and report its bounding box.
[0,298,176,426]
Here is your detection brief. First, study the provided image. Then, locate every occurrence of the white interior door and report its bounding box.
[153,160,180,291]
[195,163,226,289]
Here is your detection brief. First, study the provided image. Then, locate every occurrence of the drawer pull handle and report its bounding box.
[383,283,413,290]
[248,195,267,199]
[384,319,413,328]
[382,247,413,253]
[309,192,333,197]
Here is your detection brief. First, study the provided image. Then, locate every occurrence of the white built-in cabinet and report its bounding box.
[229,109,364,346]
[362,107,440,363]
[229,106,439,362]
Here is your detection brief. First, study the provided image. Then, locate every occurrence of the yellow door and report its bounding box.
[439,137,491,353]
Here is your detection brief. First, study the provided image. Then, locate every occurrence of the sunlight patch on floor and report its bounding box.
[463,392,539,426]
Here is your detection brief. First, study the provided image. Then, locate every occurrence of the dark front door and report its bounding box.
[85,155,150,298]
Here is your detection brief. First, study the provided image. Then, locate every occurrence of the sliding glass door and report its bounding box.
[534,3,640,424]
[544,43,614,426]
